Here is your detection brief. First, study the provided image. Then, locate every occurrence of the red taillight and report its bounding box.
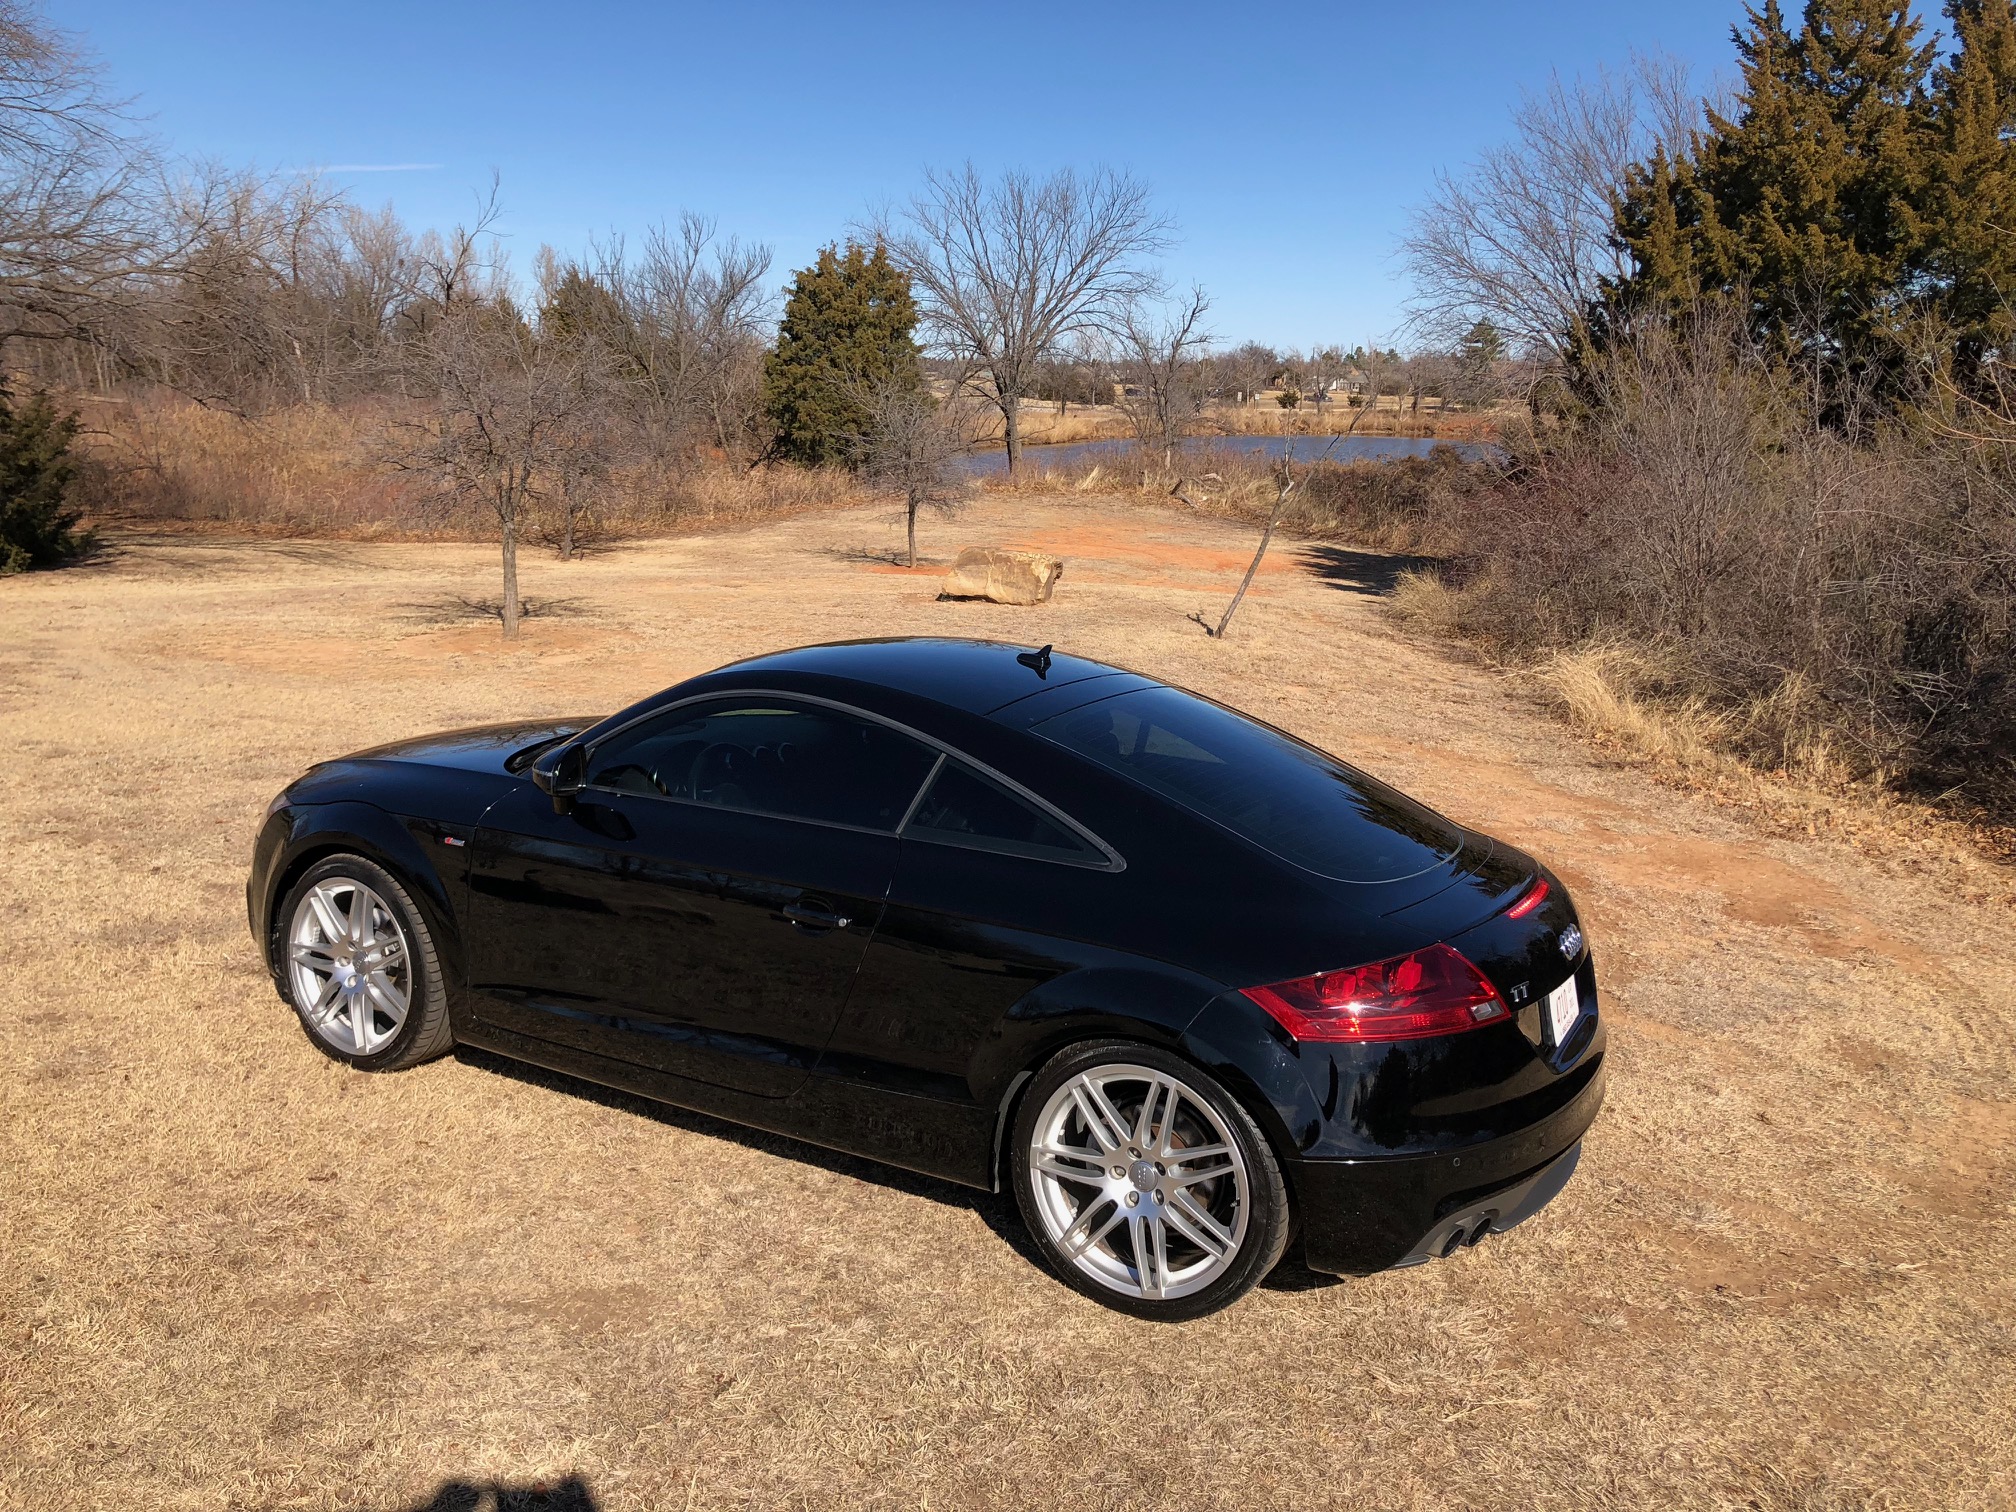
[1505,879,1550,919]
[1241,944,1510,1043]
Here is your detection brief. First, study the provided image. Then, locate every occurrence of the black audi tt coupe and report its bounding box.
[247,637,1604,1318]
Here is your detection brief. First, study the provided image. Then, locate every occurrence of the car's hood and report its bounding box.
[344,718,600,778]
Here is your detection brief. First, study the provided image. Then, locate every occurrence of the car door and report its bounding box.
[463,695,939,1098]
[818,755,1124,1099]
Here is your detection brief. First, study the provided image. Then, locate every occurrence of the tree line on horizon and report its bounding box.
[0,0,1514,598]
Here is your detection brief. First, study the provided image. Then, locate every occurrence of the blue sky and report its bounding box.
[62,0,1751,348]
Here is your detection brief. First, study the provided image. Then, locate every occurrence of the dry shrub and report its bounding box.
[988,442,1501,561]
[68,390,869,543]
[73,392,443,535]
[980,442,1501,554]
[1281,447,1495,550]
[661,461,865,526]
[1415,314,2016,817]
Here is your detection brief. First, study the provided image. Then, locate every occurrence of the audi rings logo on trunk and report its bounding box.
[1559,925,1584,961]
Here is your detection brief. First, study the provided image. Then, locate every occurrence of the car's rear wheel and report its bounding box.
[276,855,452,1070]
[1011,1040,1290,1319]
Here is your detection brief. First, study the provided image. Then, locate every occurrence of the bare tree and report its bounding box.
[131,167,374,409]
[0,3,173,347]
[394,279,601,636]
[1401,52,1702,359]
[874,164,1170,473]
[1349,346,1406,425]
[1032,344,1108,416]
[1111,286,1211,469]
[543,403,620,561]
[1213,340,1280,406]
[850,379,975,567]
[577,214,772,464]
[1301,345,1351,424]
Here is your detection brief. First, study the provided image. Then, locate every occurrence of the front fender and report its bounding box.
[248,799,471,996]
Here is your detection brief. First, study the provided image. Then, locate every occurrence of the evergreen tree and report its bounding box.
[762,242,921,467]
[1454,319,1506,408]
[0,388,87,574]
[1925,0,2016,378]
[1457,319,1504,370]
[1610,2,1939,379]
[539,267,632,351]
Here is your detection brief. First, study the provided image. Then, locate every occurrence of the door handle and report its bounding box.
[782,900,852,931]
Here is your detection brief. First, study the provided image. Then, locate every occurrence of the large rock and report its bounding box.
[940,547,1064,605]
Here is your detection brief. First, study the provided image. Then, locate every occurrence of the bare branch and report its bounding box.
[1109,285,1211,471]
[1400,52,1704,359]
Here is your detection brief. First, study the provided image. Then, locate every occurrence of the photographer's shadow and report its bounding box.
[399,1476,597,1512]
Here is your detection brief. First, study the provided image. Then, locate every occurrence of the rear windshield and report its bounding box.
[1032,685,1462,883]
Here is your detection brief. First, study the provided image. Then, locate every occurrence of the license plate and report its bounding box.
[1545,976,1581,1046]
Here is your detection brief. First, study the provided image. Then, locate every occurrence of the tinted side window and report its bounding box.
[586,699,936,832]
[1032,685,1461,883]
[903,760,1097,863]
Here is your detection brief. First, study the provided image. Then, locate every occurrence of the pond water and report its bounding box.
[957,433,1493,475]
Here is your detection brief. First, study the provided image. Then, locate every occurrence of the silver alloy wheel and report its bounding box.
[286,876,412,1057]
[1027,1062,1251,1302]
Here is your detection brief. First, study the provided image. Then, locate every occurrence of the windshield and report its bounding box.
[1032,685,1462,883]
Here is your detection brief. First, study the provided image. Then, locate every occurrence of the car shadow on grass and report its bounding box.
[451,1046,1046,1269]
[453,1046,1349,1296]
[1297,543,1440,597]
[1262,1257,1349,1293]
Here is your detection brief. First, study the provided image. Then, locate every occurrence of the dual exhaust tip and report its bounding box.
[1438,1214,1498,1259]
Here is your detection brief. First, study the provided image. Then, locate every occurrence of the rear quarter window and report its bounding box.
[1032,685,1461,883]
[903,759,1100,865]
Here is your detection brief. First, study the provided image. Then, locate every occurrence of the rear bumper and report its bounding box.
[1288,1051,1604,1276]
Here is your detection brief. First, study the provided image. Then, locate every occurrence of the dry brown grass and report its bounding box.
[1538,642,1728,770]
[4,492,2015,1510]
[69,392,872,543]
[974,397,1500,451]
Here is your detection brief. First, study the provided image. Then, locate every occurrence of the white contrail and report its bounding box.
[307,163,445,173]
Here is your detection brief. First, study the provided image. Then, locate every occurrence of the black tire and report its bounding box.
[273,854,454,1071]
[1009,1039,1291,1320]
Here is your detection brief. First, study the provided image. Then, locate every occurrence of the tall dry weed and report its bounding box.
[74,394,438,535]
[69,391,871,543]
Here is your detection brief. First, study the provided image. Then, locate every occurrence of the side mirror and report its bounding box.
[530,741,587,814]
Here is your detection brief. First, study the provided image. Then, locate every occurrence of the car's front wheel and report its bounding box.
[1011,1040,1290,1319]
[275,854,452,1070]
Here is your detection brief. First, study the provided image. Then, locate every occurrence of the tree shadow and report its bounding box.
[819,543,939,569]
[1297,543,1440,597]
[66,533,359,574]
[391,1476,597,1511]
[398,595,592,626]
[450,1046,1043,1267]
